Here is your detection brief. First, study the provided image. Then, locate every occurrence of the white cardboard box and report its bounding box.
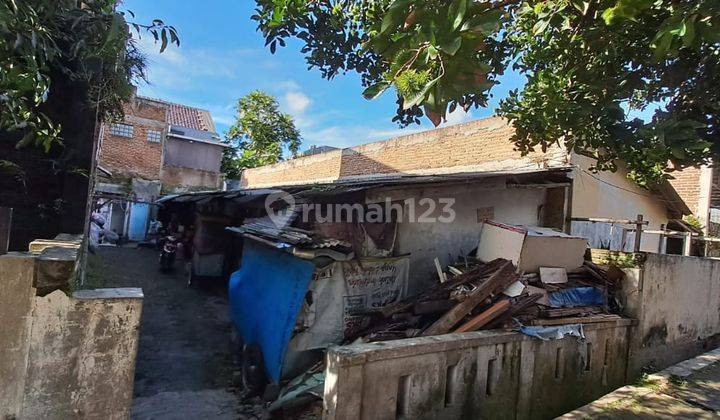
[476,220,587,273]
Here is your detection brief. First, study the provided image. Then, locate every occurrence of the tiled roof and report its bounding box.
[136,96,217,133]
[167,103,216,133]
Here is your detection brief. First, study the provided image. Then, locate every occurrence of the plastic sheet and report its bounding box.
[520,324,585,341]
[548,287,604,308]
[228,240,316,383]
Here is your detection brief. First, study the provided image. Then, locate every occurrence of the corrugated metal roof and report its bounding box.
[167,124,225,146]
[156,167,573,206]
[226,219,352,250]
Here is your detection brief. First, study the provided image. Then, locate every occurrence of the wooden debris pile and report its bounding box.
[348,257,624,343]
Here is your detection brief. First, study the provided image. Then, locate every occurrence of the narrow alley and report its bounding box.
[87,246,248,419]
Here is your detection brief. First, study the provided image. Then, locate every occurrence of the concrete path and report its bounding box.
[560,348,720,419]
[87,247,266,419]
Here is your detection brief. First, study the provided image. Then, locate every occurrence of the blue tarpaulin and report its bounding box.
[228,240,316,382]
[548,287,604,308]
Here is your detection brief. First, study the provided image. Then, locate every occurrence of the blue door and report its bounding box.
[128,203,149,241]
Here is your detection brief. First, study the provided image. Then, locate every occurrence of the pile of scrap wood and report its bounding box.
[348,257,624,343]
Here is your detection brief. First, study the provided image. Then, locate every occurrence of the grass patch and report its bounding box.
[81,251,120,290]
[635,373,664,392]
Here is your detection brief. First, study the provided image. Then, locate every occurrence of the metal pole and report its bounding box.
[633,214,644,253]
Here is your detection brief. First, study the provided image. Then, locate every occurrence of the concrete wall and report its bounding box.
[570,155,669,253]
[164,138,223,173]
[621,253,720,376]
[324,320,632,420]
[0,254,36,417]
[366,180,548,293]
[161,165,221,190]
[0,239,143,419]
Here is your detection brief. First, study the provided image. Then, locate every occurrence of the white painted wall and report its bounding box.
[570,154,669,253]
[366,179,546,293]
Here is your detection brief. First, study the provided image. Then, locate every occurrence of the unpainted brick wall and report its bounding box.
[668,166,702,214]
[241,117,567,188]
[97,99,166,180]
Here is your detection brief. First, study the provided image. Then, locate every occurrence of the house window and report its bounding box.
[147,129,162,143]
[109,123,134,138]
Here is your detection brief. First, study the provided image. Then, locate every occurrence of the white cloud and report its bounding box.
[299,108,475,151]
[277,80,301,91]
[284,91,312,115]
[301,123,428,149]
[133,35,259,91]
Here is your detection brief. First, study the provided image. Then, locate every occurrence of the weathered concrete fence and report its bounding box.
[323,252,720,419]
[621,253,720,377]
[0,236,143,419]
[324,320,633,420]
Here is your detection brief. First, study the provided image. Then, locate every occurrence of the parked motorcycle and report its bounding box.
[159,235,177,273]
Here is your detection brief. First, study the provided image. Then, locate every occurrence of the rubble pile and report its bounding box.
[348,256,624,344]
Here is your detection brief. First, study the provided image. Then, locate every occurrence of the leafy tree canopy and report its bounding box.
[0,0,178,178]
[222,91,302,179]
[253,0,720,185]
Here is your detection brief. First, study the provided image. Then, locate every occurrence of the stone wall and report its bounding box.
[324,320,633,420]
[0,236,143,419]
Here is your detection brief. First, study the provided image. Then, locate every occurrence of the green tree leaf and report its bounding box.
[222,91,302,178]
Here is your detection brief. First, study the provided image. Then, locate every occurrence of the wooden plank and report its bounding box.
[0,207,12,254]
[423,260,516,336]
[570,217,649,225]
[529,314,622,326]
[434,257,447,283]
[633,214,644,253]
[453,299,511,333]
[378,258,506,318]
[540,306,602,318]
[486,293,543,329]
[413,300,455,315]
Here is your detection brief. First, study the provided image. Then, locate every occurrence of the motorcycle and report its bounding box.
[159,235,177,273]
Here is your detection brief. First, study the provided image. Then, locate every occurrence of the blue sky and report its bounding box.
[123,0,524,151]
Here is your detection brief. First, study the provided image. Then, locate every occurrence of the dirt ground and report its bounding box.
[87,246,266,419]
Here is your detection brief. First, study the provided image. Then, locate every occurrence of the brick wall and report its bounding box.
[241,149,343,188]
[97,99,167,180]
[668,165,702,214]
[241,117,568,188]
[711,167,720,208]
